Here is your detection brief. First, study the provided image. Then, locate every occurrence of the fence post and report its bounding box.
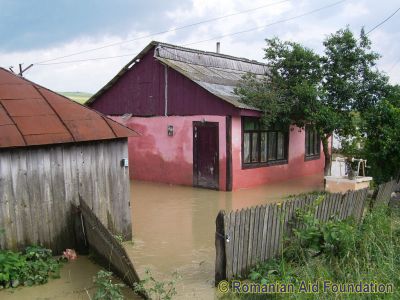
[215,211,226,285]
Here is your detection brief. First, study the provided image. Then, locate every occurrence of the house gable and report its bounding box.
[90,46,243,117]
[88,43,264,117]
[90,49,165,116]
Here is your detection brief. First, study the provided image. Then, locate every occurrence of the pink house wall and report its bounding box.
[111,115,327,191]
[111,115,227,190]
[231,116,325,189]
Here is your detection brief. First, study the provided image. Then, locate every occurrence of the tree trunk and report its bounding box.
[322,134,332,176]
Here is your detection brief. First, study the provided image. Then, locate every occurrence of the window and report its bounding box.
[242,117,288,167]
[305,125,320,159]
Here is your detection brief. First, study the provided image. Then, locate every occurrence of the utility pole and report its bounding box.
[18,63,33,77]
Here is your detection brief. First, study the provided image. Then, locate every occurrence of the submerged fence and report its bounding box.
[215,186,382,283]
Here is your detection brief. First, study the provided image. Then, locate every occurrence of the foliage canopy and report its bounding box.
[235,27,388,174]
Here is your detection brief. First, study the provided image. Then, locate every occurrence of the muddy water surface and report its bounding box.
[0,175,322,300]
[125,175,324,299]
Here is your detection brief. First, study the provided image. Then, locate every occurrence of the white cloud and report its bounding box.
[0,31,164,93]
[1,0,399,93]
[340,2,370,19]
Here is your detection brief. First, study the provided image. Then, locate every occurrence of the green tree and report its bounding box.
[236,28,388,175]
[362,85,400,183]
[235,37,322,130]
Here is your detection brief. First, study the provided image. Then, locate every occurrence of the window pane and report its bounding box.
[313,132,319,155]
[244,118,259,130]
[251,132,259,162]
[243,133,250,163]
[268,132,277,160]
[305,125,320,157]
[305,127,309,156]
[260,132,267,162]
[277,132,285,159]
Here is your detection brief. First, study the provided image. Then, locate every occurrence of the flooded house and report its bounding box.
[0,68,136,252]
[87,41,326,191]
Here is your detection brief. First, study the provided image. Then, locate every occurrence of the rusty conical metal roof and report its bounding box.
[0,68,138,148]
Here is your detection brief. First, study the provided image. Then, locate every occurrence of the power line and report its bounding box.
[37,0,347,66]
[37,54,135,65]
[34,0,291,65]
[183,0,346,47]
[388,57,400,72]
[366,7,400,35]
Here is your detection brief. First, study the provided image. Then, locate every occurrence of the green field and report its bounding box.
[59,92,92,104]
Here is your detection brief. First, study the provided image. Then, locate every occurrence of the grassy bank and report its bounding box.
[223,203,400,299]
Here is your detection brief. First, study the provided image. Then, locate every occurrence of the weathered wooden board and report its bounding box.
[375,180,397,206]
[0,139,131,253]
[77,199,144,298]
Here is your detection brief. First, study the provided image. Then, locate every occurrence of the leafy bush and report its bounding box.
[0,246,63,288]
[321,218,356,260]
[93,270,125,300]
[288,207,356,261]
[133,269,180,300]
[0,250,26,287]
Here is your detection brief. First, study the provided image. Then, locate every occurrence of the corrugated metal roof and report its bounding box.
[0,68,138,149]
[87,41,267,110]
[155,43,267,74]
[156,57,260,109]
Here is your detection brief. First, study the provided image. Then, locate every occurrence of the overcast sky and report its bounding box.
[1,0,399,93]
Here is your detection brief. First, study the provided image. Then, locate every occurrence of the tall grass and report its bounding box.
[224,204,400,299]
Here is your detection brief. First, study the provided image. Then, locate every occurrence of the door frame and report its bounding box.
[225,116,232,191]
[193,121,219,190]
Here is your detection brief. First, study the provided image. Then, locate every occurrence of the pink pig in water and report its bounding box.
[62,249,77,261]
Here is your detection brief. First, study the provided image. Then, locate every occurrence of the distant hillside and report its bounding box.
[59,92,92,104]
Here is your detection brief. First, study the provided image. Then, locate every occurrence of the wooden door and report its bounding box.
[193,122,219,189]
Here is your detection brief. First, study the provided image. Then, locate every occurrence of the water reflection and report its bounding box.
[125,175,324,299]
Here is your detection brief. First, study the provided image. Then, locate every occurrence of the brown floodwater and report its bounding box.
[125,175,324,299]
[0,175,322,300]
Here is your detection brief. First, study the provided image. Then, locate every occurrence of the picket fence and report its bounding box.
[375,179,399,206]
[215,188,370,283]
[216,178,400,283]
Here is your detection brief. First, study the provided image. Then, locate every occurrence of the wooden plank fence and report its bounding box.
[0,139,131,253]
[375,179,399,206]
[77,199,146,299]
[215,188,369,283]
